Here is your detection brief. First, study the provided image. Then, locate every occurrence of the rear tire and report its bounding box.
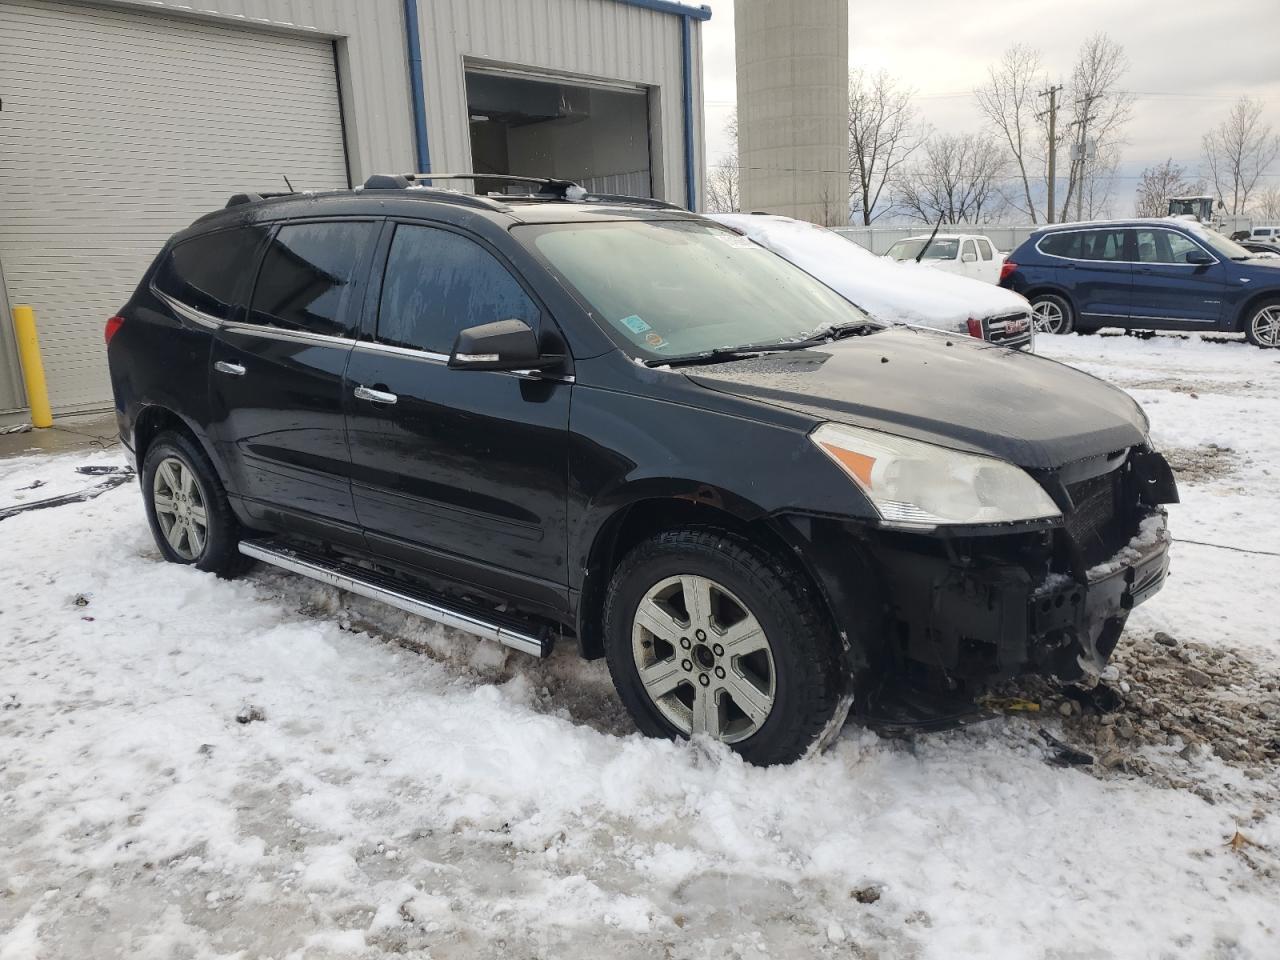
[141,431,247,577]
[1030,293,1074,335]
[602,527,852,766]
[1244,298,1280,348]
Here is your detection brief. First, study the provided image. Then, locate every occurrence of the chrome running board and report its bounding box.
[238,539,549,658]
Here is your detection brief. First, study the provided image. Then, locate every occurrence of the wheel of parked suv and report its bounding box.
[1244,299,1280,348]
[1030,293,1074,335]
[602,527,851,766]
[141,430,246,577]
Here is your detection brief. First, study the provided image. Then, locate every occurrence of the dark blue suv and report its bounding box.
[1000,219,1280,347]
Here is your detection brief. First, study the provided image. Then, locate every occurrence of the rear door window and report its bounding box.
[1078,229,1127,262]
[154,226,268,320]
[977,238,994,260]
[247,221,378,338]
[377,223,539,355]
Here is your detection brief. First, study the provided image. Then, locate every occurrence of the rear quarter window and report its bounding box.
[1038,232,1082,259]
[153,226,268,320]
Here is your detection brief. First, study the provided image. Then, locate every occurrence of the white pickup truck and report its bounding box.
[884,234,1004,284]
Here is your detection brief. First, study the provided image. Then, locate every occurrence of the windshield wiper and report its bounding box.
[645,321,881,367]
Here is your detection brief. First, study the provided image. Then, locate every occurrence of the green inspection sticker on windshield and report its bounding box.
[619,314,652,334]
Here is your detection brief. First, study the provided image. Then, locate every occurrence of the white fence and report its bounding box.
[832,224,1038,256]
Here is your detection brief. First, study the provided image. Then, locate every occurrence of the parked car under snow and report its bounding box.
[709,214,1034,350]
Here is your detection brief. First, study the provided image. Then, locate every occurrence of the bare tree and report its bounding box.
[705,155,740,213]
[1252,184,1280,221]
[1058,34,1133,222]
[974,44,1047,222]
[847,69,924,225]
[897,133,1008,224]
[1134,158,1204,218]
[1202,96,1280,215]
[704,112,740,214]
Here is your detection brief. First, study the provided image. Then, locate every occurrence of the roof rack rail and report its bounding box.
[360,173,691,213]
[402,172,586,200]
[225,191,295,208]
[582,193,684,211]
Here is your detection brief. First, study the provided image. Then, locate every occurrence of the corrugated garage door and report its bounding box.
[0,0,350,414]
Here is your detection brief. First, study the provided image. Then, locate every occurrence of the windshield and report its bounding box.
[886,238,959,261]
[518,220,877,360]
[1194,228,1255,261]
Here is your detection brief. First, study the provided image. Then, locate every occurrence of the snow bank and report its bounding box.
[709,214,1030,333]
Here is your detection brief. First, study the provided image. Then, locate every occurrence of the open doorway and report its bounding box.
[465,69,652,198]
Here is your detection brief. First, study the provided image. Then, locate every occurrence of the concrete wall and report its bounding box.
[734,0,847,225]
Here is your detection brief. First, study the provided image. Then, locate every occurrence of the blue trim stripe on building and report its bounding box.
[403,0,431,172]
[680,14,697,210]
[616,0,712,21]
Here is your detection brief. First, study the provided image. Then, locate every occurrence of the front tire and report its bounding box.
[603,528,852,766]
[1244,299,1280,348]
[141,431,245,577]
[1030,293,1075,335]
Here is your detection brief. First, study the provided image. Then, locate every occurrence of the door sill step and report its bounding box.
[238,538,550,658]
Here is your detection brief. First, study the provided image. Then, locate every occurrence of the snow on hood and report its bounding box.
[708,214,1030,333]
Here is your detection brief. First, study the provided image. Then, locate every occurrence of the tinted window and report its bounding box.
[154,226,266,320]
[1077,229,1127,262]
[378,224,538,354]
[247,221,376,338]
[1039,231,1082,259]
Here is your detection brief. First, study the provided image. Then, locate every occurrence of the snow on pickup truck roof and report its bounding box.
[709,214,1029,329]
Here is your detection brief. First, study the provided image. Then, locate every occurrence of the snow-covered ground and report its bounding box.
[2,333,1278,959]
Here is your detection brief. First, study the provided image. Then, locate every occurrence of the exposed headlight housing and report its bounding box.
[811,422,1062,527]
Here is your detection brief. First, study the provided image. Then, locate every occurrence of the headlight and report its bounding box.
[811,422,1061,526]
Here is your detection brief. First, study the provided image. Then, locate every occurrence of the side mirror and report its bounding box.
[962,251,977,263]
[448,318,559,371]
[1185,251,1214,266]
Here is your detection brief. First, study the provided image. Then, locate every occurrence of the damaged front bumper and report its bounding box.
[1029,510,1170,681]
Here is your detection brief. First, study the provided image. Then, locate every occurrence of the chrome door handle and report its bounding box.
[214,361,245,376]
[354,385,398,405]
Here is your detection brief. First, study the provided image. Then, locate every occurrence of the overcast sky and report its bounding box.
[700,0,1280,217]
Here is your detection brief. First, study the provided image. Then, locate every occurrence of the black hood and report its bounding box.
[683,329,1148,470]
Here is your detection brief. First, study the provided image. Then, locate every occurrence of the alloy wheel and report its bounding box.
[1251,305,1280,347]
[631,574,776,743]
[152,456,208,560]
[1031,299,1066,335]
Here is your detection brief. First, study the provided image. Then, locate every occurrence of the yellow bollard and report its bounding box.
[12,305,53,428]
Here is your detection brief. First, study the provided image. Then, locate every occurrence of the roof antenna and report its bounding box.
[282,174,296,193]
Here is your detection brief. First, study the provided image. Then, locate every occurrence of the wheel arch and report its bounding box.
[574,485,840,663]
[1234,289,1280,333]
[132,405,230,490]
[1024,285,1077,315]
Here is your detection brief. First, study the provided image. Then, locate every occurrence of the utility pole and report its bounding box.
[1037,85,1064,223]
[1070,93,1101,222]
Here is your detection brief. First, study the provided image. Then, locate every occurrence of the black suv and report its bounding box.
[106,175,1178,765]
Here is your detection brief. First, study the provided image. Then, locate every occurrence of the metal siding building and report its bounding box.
[0,0,708,419]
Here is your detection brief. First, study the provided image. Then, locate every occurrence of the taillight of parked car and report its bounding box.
[999,260,1017,284]
[105,316,124,345]
[966,317,984,339]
